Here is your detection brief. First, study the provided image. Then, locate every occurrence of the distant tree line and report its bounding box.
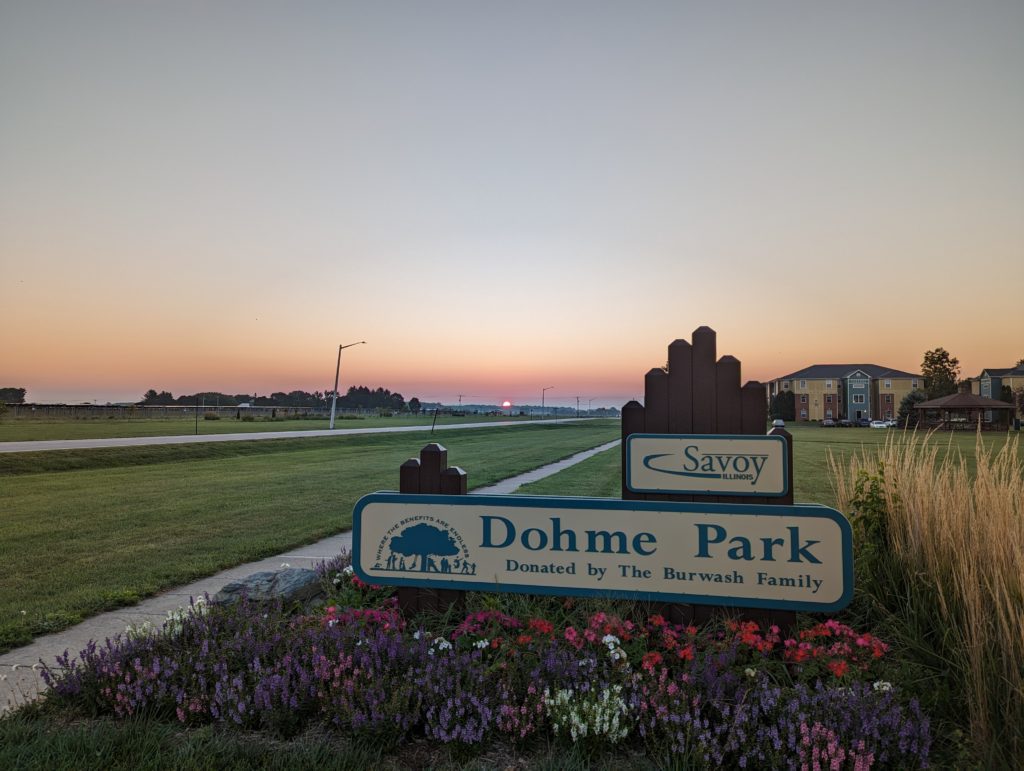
[0,387,27,404]
[139,386,416,411]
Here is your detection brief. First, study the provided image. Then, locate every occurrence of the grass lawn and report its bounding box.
[518,424,1024,507]
[0,414,552,442]
[0,420,618,653]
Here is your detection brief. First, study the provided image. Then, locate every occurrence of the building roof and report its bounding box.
[977,365,1024,379]
[774,364,921,381]
[914,392,1015,410]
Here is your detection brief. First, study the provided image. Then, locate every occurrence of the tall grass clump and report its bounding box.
[830,430,1023,766]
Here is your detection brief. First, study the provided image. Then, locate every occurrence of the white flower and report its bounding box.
[474,639,489,649]
[342,565,355,576]
[436,639,452,651]
[873,680,893,692]
[745,668,757,678]
[413,630,422,640]
[601,633,620,648]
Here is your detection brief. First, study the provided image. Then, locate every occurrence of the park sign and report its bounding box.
[352,492,853,613]
[626,434,789,497]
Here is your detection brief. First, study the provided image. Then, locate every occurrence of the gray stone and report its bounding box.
[212,568,324,607]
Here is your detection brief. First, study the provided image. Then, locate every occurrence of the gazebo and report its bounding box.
[914,389,1016,431]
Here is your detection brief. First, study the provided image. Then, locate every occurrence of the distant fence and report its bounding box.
[2,404,369,420]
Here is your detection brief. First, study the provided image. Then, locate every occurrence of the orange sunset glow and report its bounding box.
[2,3,1022,408]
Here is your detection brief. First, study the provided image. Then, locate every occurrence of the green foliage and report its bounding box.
[0,387,27,403]
[921,347,960,398]
[896,389,928,427]
[999,385,1013,404]
[847,465,893,599]
[768,390,795,421]
[203,412,220,421]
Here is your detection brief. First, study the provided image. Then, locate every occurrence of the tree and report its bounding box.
[140,389,175,405]
[897,389,929,428]
[1016,358,1024,368]
[921,348,960,399]
[408,397,422,414]
[0,387,27,404]
[768,390,795,422]
[389,523,459,572]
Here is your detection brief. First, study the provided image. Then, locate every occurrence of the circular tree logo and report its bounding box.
[375,518,476,576]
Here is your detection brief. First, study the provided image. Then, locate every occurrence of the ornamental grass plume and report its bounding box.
[831,430,1024,765]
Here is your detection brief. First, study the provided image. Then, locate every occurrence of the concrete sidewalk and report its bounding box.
[0,439,620,714]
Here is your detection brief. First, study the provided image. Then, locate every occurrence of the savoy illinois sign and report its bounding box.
[352,492,853,613]
[626,433,789,496]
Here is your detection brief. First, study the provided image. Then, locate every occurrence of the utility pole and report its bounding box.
[542,386,554,419]
[330,341,366,429]
[576,395,580,418]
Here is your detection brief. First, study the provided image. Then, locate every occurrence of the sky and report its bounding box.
[2,1,1022,407]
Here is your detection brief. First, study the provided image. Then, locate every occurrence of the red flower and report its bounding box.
[828,659,849,678]
[641,651,664,672]
[677,644,695,661]
[527,618,554,635]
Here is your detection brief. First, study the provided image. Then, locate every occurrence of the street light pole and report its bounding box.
[330,341,366,429]
[542,386,554,418]
[588,398,595,416]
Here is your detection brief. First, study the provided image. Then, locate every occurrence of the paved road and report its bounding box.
[0,418,597,454]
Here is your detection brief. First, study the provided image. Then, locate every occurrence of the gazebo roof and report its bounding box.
[915,392,1015,410]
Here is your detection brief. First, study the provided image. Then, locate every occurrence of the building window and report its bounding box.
[886,410,893,418]
[800,409,807,419]
[799,379,806,389]
[885,394,893,403]
[884,379,892,389]
[826,395,833,403]
[825,380,833,388]
[826,409,833,418]
[783,382,790,390]
[800,394,807,403]
[912,379,918,389]
[853,394,866,404]
[853,382,865,389]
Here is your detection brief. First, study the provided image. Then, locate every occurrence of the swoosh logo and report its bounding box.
[641,453,722,479]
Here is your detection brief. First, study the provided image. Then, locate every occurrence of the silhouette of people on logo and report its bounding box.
[388,522,461,573]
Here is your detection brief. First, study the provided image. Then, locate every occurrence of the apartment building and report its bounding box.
[970,365,1024,401]
[769,365,923,422]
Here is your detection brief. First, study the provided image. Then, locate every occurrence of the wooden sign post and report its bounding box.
[620,326,796,627]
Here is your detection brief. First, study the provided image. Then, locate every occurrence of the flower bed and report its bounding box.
[40,562,931,768]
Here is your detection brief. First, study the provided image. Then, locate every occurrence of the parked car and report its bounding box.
[884,418,899,428]
[869,420,888,429]
[820,418,836,427]
[837,418,854,427]
[856,418,872,427]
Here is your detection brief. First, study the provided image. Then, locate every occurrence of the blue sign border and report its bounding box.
[625,433,790,497]
[352,492,852,613]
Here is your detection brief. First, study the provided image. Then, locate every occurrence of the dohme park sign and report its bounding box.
[353,493,853,613]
